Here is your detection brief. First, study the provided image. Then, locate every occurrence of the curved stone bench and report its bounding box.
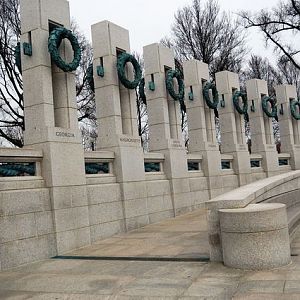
[289,203,300,240]
[263,191,300,239]
[219,203,291,270]
[205,170,300,266]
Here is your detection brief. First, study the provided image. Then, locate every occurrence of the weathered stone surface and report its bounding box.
[220,203,291,270]
[222,229,291,270]
[219,203,288,233]
[0,234,56,270]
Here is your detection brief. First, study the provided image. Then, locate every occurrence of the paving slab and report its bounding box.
[183,277,239,298]
[233,293,300,300]
[284,280,300,293]
[236,280,285,294]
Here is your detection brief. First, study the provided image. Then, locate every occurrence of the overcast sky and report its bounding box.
[68,0,281,61]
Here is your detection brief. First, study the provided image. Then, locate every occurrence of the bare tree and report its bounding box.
[72,20,97,151]
[277,55,300,95]
[0,0,96,148]
[0,0,23,147]
[162,0,247,77]
[80,126,97,151]
[136,85,149,151]
[240,0,300,71]
[133,52,149,151]
[240,55,283,96]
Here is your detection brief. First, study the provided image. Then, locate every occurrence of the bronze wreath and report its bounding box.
[117,52,142,89]
[48,27,81,72]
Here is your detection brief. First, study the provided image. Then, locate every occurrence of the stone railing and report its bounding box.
[278,153,291,169]
[144,152,164,172]
[84,151,115,184]
[250,154,263,169]
[0,147,43,178]
[187,153,203,173]
[144,152,165,180]
[220,154,234,172]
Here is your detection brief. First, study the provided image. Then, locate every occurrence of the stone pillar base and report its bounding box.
[219,203,291,270]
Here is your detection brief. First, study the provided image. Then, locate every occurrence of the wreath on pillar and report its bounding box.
[117,52,142,89]
[202,82,219,110]
[233,90,249,122]
[48,27,81,72]
[262,96,278,119]
[290,100,300,120]
[165,69,185,101]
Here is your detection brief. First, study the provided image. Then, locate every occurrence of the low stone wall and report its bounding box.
[145,176,174,224]
[0,178,55,270]
[86,177,124,243]
[188,173,210,209]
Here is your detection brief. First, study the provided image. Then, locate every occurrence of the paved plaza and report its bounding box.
[0,209,300,299]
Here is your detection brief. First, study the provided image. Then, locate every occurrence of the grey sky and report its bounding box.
[68,0,281,60]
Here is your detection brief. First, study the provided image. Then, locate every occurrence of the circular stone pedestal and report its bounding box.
[219,203,291,270]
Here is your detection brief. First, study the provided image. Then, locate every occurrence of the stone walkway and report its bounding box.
[1,209,300,299]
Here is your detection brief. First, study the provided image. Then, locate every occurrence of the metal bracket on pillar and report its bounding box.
[23,42,32,56]
[250,100,255,112]
[279,103,284,115]
[148,81,155,91]
[148,73,155,91]
[97,65,104,77]
[220,95,225,108]
[188,86,194,101]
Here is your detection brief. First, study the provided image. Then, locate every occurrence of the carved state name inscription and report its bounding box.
[120,137,140,143]
[56,132,75,138]
[172,140,183,148]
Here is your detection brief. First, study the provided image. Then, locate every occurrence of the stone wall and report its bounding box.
[87,179,124,242]
[0,177,56,270]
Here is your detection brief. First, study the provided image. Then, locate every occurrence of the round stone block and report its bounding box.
[219,203,291,270]
[219,203,288,233]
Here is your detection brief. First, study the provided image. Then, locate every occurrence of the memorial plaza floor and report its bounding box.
[1,209,300,299]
